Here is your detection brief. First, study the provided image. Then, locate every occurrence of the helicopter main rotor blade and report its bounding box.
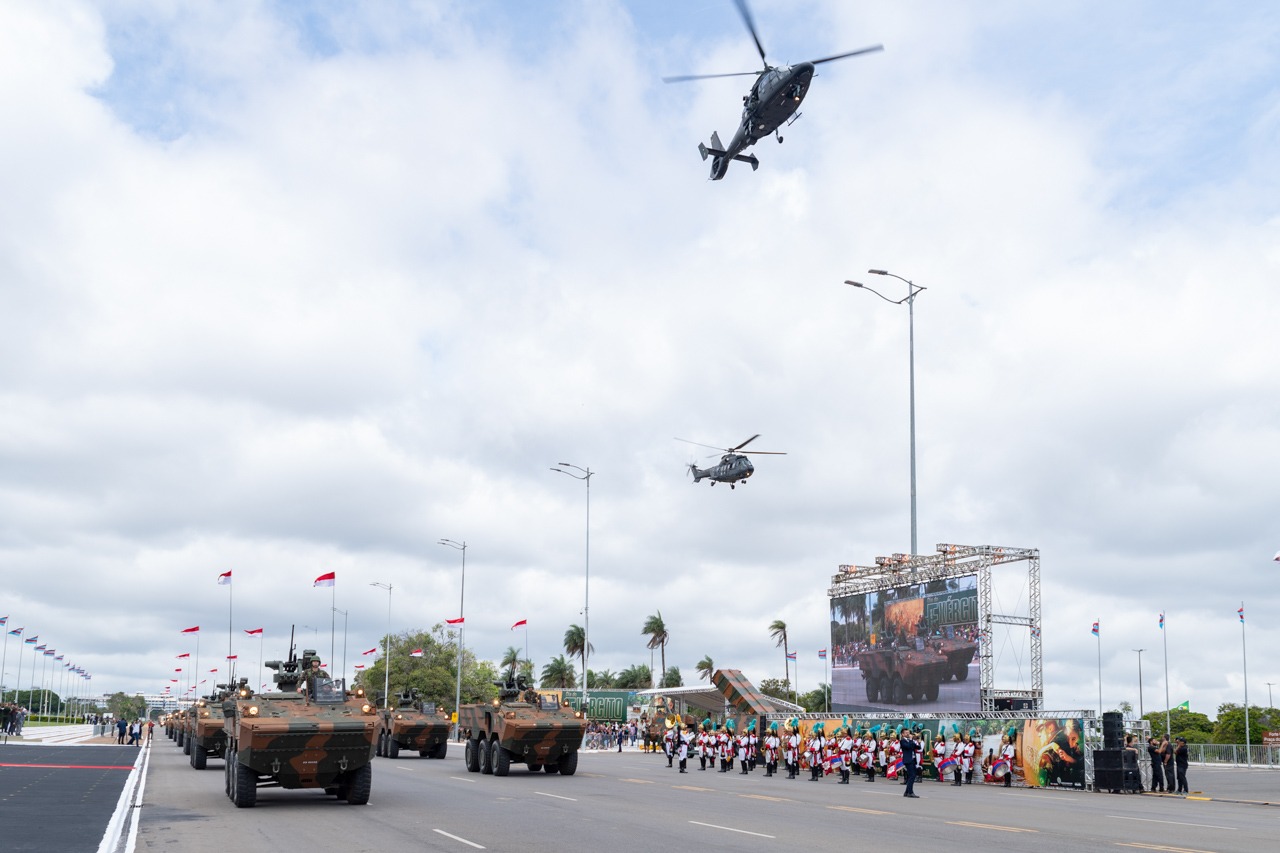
[732,434,761,452]
[739,450,787,455]
[675,437,735,453]
[734,0,769,68]
[662,70,761,83]
[809,44,884,65]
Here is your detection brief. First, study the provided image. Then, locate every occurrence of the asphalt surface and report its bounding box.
[133,740,1280,853]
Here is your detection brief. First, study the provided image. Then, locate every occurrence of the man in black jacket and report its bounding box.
[901,729,921,798]
[1173,737,1189,794]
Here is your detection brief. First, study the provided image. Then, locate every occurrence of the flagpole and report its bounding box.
[1162,611,1171,738]
[258,630,264,692]
[523,624,528,665]
[824,652,829,713]
[194,632,200,698]
[1096,619,1102,718]
[330,584,336,672]
[0,628,8,703]
[14,633,23,708]
[227,574,234,671]
[1241,602,1251,767]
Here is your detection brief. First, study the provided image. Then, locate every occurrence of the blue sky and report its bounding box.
[2,0,1278,719]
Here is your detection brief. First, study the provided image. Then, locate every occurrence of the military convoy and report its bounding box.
[857,643,949,704]
[376,689,450,759]
[186,693,228,770]
[221,647,378,807]
[458,673,586,776]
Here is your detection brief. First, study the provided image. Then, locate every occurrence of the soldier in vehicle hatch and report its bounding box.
[299,655,329,695]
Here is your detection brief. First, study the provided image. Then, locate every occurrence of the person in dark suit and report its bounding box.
[900,729,921,798]
[1174,737,1189,794]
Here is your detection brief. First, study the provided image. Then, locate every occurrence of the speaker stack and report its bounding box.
[1102,711,1124,750]
[1093,749,1123,791]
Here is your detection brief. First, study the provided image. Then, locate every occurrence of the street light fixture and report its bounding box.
[438,538,467,732]
[1133,648,1146,719]
[551,462,592,717]
[369,583,393,709]
[844,270,927,556]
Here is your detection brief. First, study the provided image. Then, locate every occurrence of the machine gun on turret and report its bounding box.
[265,626,302,692]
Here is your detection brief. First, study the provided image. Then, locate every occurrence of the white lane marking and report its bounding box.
[433,829,485,849]
[449,776,477,783]
[1107,815,1236,830]
[689,820,775,839]
[535,791,577,801]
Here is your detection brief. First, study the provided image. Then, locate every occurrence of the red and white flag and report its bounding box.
[244,628,263,635]
[511,619,527,630]
[362,648,378,656]
[354,664,365,670]
[174,668,183,672]
[208,668,218,673]
[169,679,178,683]
[181,626,200,633]
[1274,550,1280,562]
[226,655,238,660]
[446,617,464,625]
[217,570,232,585]
[176,653,190,659]
[313,571,336,587]
[409,649,424,658]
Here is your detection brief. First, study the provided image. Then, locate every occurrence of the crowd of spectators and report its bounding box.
[1,703,28,735]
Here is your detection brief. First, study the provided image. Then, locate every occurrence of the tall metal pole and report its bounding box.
[1267,682,1274,710]
[847,271,927,556]
[333,608,348,688]
[370,584,392,708]
[1161,610,1171,738]
[1241,603,1250,766]
[551,463,592,717]
[439,539,467,730]
[1133,648,1145,718]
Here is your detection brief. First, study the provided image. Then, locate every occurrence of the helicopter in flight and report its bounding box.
[663,0,882,181]
[675,435,786,489]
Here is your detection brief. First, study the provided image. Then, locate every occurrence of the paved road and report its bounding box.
[135,742,1280,853]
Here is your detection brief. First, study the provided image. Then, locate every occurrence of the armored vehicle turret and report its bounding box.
[458,672,586,776]
[222,644,378,807]
[376,689,450,759]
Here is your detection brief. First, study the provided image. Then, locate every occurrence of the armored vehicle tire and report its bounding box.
[480,739,495,774]
[558,749,579,776]
[877,674,891,704]
[494,745,511,776]
[464,739,480,772]
[388,737,400,759]
[375,731,384,757]
[543,763,559,774]
[431,741,448,759]
[865,677,878,702]
[193,746,207,770]
[419,749,429,757]
[527,762,543,772]
[232,761,257,808]
[344,764,372,805]
[954,666,969,681]
[182,734,192,755]
[923,682,940,702]
[891,676,907,704]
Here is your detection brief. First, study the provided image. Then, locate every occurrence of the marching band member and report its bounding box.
[863,726,880,782]
[719,719,734,772]
[949,732,964,785]
[963,730,977,784]
[697,719,711,771]
[785,719,801,779]
[1000,731,1017,787]
[763,721,781,777]
[836,721,854,784]
[932,734,947,783]
[737,722,751,774]
[677,724,692,773]
[747,720,759,772]
[807,722,826,780]
[886,728,904,783]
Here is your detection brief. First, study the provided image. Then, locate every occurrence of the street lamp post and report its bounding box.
[369,583,393,708]
[551,463,592,717]
[1267,682,1275,710]
[438,539,467,733]
[1133,648,1146,719]
[845,270,927,556]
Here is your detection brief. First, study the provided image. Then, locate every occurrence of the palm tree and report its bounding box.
[615,664,652,689]
[696,655,715,683]
[590,668,616,688]
[769,619,793,703]
[661,666,683,688]
[563,624,593,684]
[500,645,521,678]
[642,611,669,688]
[540,654,577,689]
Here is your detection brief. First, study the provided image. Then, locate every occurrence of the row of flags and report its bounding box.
[1,616,92,682]
[1091,606,1250,636]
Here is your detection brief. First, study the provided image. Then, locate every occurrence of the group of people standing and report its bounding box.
[1,703,27,735]
[1142,734,1189,794]
[658,717,1019,800]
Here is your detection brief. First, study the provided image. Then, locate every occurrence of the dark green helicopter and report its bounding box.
[676,434,786,489]
[663,0,882,180]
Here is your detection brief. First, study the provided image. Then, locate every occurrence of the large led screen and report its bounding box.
[830,574,980,713]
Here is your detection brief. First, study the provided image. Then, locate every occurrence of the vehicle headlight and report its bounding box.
[362,704,374,714]
[247,706,259,717]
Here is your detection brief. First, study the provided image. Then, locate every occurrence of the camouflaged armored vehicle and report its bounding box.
[459,673,586,776]
[857,642,949,704]
[222,647,378,807]
[376,689,449,759]
[932,637,978,681]
[187,691,228,770]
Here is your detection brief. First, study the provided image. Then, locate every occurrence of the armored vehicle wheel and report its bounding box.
[494,745,512,776]
[193,746,207,770]
[419,749,429,757]
[527,762,543,772]
[375,731,384,757]
[558,749,579,776]
[954,666,969,682]
[543,763,560,774]
[464,739,480,772]
[232,761,257,808]
[877,674,892,703]
[923,682,939,702]
[480,739,495,775]
[388,737,400,759]
[224,752,232,797]
[431,741,448,759]
[344,764,372,805]
[865,677,878,702]
[891,675,907,704]
[182,734,192,755]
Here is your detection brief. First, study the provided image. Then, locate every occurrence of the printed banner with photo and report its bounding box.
[830,574,980,713]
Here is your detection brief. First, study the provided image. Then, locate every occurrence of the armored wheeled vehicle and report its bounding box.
[222,646,378,807]
[933,637,978,681]
[458,673,586,776]
[858,643,949,704]
[376,689,449,759]
[187,692,228,769]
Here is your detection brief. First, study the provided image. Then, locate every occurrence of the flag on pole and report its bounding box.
[1273,550,1280,562]
[362,648,378,656]
[1091,620,1099,636]
[0,615,6,625]
[511,619,527,630]
[1159,611,1165,629]
[1238,606,1245,623]
[446,617,465,625]
[174,668,183,672]
[24,635,38,644]
[181,626,200,634]
[409,649,424,658]
[176,653,190,659]
[1177,700,1190,711]
[226,655,238,660]
[354,664,365,670]
[313,571,336,587]
[244,628,263,635]
[217,570,232,585]
[786,651,797,661]
[818,649,827,659]
[209,668,218,673]
[6,627,20,636]
[169,679,179,683]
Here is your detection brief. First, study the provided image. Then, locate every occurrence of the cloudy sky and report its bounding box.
[2,0,1277,719]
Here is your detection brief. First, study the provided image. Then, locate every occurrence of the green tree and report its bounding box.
[1140,707,1213,740]
[661,666,683,688]
[615,664,652,689]
[354,624,496,714]
[500,645,522,676]
[642,612,669,689]
[799,686,829,713]
[563,624,593,686]
[759,677,791,703]
[106,692,147,722]
[588,669,616,688]
[768,619,792,702]
[696,655,715,683]
[1212,704,1271,744]
[541,655,577,689]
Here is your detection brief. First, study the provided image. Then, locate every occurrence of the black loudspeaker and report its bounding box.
[1093,749,1122,791]
[1102,712,1124,750]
